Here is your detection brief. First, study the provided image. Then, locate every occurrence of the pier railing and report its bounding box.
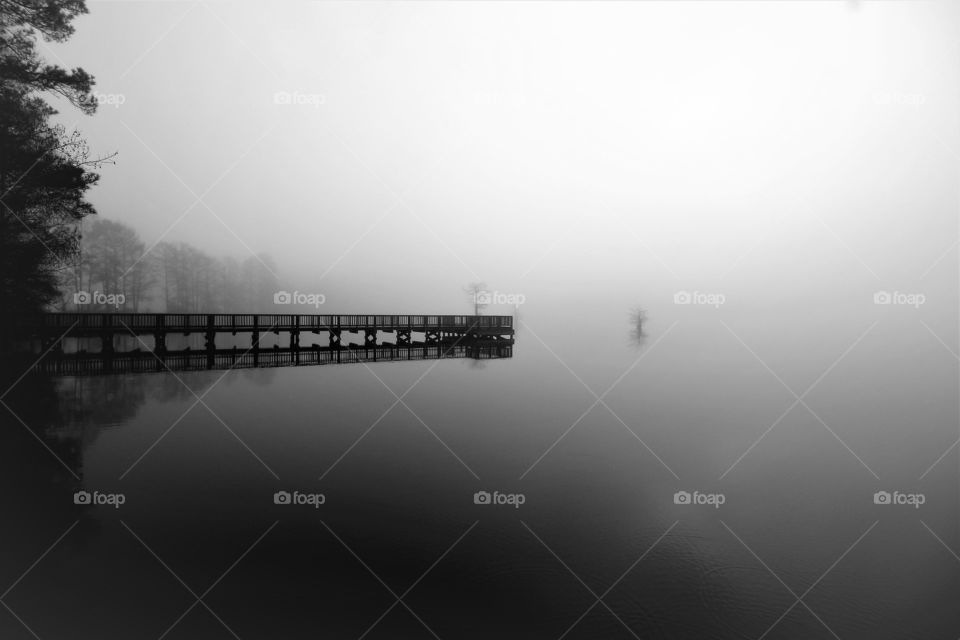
[10,313,514,332]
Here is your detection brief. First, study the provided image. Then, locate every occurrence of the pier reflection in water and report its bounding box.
[27,340,513,376]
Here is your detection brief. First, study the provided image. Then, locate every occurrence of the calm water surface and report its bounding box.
[2,303,958,639]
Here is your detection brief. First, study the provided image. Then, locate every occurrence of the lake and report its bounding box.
[1,299,958,639]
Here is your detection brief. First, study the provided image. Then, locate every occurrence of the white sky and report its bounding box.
[44,1,959,313]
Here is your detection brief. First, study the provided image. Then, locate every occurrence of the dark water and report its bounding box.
[2,305,958,639]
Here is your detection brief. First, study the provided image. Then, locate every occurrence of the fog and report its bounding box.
[4,4,959,638]
[44,1,958,319]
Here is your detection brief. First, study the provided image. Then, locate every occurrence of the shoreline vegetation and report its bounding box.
[1,0,105,314]
[1,1,282,320]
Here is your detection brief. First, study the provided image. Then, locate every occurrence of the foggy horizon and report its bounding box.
[42,1,959,316]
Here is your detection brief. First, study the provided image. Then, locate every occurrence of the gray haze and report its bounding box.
[45,1,958,321]
[5,5,959,638]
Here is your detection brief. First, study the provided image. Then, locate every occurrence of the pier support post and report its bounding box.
[252,315,260,350]
[205,314,216,352]
[156,315,165,353]
[291,330,300,349]
[101,332,114,355]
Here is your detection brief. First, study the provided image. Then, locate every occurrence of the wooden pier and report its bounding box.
[6,313,515,354]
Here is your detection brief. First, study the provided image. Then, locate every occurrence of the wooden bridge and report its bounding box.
[7,313,515,353]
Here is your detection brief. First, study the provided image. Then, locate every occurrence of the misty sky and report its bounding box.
[42,1,959,317]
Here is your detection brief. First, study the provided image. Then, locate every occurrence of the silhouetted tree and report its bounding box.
[0,0,95,110]
[0,0,109,313]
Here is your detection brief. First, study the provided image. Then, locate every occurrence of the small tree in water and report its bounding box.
[463,282,488,316]
[629,307,648,349]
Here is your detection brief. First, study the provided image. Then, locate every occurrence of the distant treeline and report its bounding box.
[56,218,280,313]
